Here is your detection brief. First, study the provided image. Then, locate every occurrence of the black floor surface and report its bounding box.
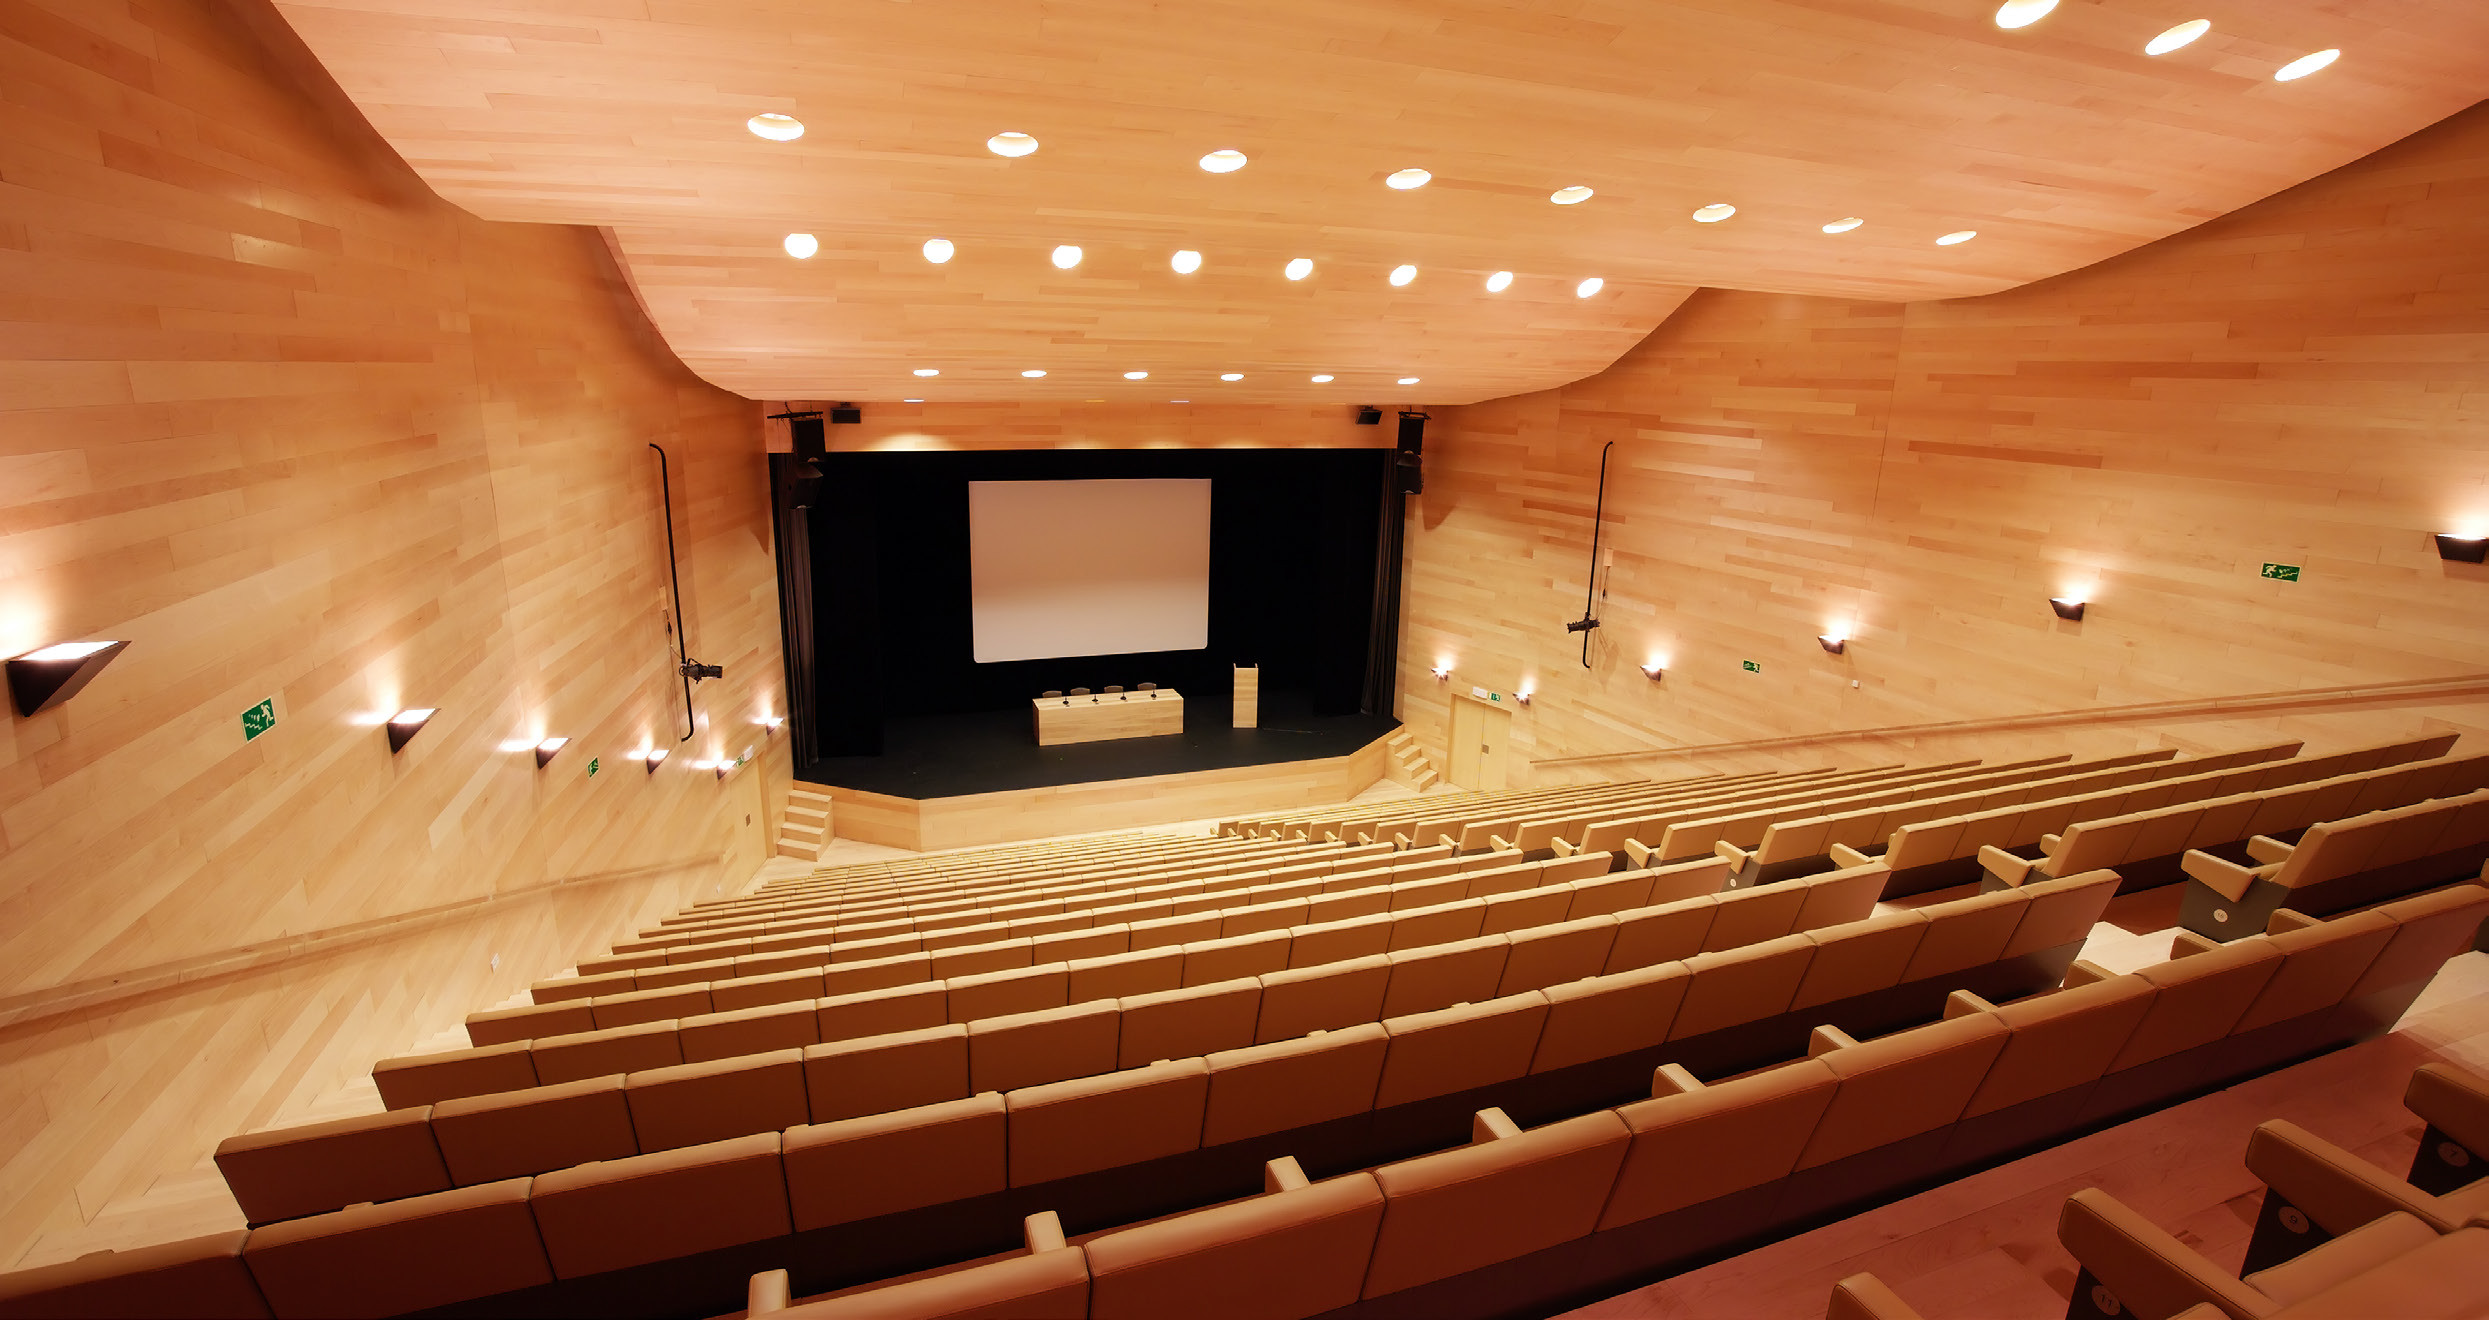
[798,687,1398,799]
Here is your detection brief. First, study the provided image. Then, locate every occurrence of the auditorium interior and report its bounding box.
[4,0,2489,1316]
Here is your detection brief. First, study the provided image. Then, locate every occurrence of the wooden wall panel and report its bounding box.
[1399,102,2489,783]
[0,0,783,1268]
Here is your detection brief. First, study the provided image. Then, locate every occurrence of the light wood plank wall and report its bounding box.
[0,0,785,1268]
[1399,101,2489,785]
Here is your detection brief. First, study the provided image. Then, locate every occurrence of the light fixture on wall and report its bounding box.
[2049,597,2088,620]
[1516,689,1533,706]
[1817,635,1847,655]
[534,736,569,768]
[2434,533,2489,564]
[640,747,668,773]
[7,640,128,717]
[386,708,437,753]
[1431,664,1450,681]
[1641,663,1665,681]
[759,715,785,736]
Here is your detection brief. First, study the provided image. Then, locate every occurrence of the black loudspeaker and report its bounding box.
[1355,407,1384,425]
[1394,411,1427,495]
[829,403,862,424]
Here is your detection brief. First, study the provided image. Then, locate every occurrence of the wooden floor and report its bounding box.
[1560,920,2489,1319]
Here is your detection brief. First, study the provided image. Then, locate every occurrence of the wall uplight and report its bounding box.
[1050,245,1083,269]
[1285,257,1314,281]
[922,238,956,264]
[1485,271,1514,293]
[641,747,668,773]
[2434,533,2489,564]
[1641,662,1665,681]
[1389,264,1418,287]
[987,132,1039,157]
[534,736,570,768]
[1575,277,1604,298]
[1993,0,2058,30]
[1385,168,1432,190]
[2274,49,2340,81]
[746,113,805,142]
[386,708,437,753]
[2145,19,2211,55]
[1170,249,1203,274]
[782,233,819,259]
[1431,663,1451,681]
[2049,597,2088,620]
[6,640,128,716]
[1817,635,1848,655]
[1199,149,1248,173]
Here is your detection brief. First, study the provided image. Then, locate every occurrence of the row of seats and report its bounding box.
[240,855,1841,1223]
[1722,744,2294,877]
[1882,736,2463,884]
[1329,764,1945,850]
[2178,791,2489,939]
[2053,1056,2489,1319]
[706,881,2489,1320]
[1226,768,1741,842]
[1979,754,2489,901]
[1400,761,1995,855]
[383,852,1635,1107]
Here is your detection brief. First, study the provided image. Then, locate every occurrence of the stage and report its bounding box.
[797,692,1400,851]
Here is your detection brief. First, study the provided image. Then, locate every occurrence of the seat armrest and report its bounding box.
[1712,839,1752,867]
[1943,989,1999,1020]
[1979,845,2035,888]
[1471,1107,1523,1142]
[1807,1025,1860,1058]
[2039,832,2064,856]
[748,1268,790,1314]
[1650,1063,1704,1098]
[1438,833,1460,850]
[2063,959,2117,988]
[1827,1273,1927,1320]
[1549,838,1576,858]
[1828,842,1875,869]
[2245,835,2297,865]
[2265,910,2322,935]
[1621,839,1656,867]
[2170,929,2223,960]
[2407,1062,2489,1158]
[1023,1210,1066,1253]
[2245,1120,2451,1234]
[2057,1189,2275,1320]
[2182,850,2261,903]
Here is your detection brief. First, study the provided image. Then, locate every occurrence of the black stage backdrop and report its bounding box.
[776,447,1395,760]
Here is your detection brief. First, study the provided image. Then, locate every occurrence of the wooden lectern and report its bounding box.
[1233,665,1258,728]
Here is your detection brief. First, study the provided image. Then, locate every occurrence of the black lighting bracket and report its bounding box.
[2434,533,2488,564]
[650,442,704,742]
[1569,441,1617,668]
[6,640,129,717]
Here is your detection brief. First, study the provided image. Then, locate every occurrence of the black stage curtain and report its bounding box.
[783,448,1395,760]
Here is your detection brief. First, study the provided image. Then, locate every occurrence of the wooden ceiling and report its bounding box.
[273,0,2489,405]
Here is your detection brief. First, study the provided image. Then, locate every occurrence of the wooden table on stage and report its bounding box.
[1033,689,1184,746]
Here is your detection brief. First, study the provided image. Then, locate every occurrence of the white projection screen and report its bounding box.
[969,479,1213,663]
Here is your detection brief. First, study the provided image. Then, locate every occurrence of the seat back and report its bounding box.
[1203,1024,1389,1146]
[804,1023,970,1122]
[1531,961,1690,1074]
[432,1074,639,1185]
[1255,954,1390,1042]
[1362,1111,1631,1299]
[1599,1058,1839,1229]
[783,1093,1007,1233]
[1084,1173,1384,1320]
[1797,1013,2010,1169]
[239,1179,550,1318]
[2231,911,2398,1033]
[1007,1060,1210,1186]
[1790,912,1928,1012]
[2108,940,2283,1072]
[1898,889,2027,983]
[1963,976,2156,1119]
[1999,869,2120,960]
[1374,993,1550,1108]
[213,1108,449,1226]
[0,1230,268,1320]
[1118,979,1260,1067]
[1673,932,1818,1039]
[1380,935,1509,1017]
[528,1132,792,1279]
[625,1048,809,1153]
[967,1002,1119,1094]
[780,1243,1090,1319]
[1498,914,1620,995]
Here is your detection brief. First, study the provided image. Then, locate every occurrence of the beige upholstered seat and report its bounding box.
[1898,890,2026,983]
[1374,993,1550,1108]
[1497,914,1619,995]
[782,1094,1007,1232]
[1531,961,1689,1074]
[969,1002,1120,1094]
[804,1023,970,1122]
[1960,976,2156,1119]
[239,1179,551,1318]
[1672,932,1817,1039]
[1796,1012,2010,1169]
[373,1040,538,1110]
[1599,1058,1839,1229]
[624,1048,810,1152]
[432,1074,640,1185]
[1997,869,2121,959]
[2231,911,2397,1033]
[1362,1110,1631,1297]
[589,982,713,1031]
[529,1132,792,1279]
[1604,896,1717,972]
[1789,912,1927,1012]
[1202,1024,1389,1146]
[1379,935,1509,1017]
[0,1230,268,1319]
[1702,883,1809,951]
[1083,1169,1384,1320]
[531,1019,684,1087]
[1007,1059,1210,1186]
[213,1107,449,1225]
[1255,955,1389,1043]
[1118,979,1260,1067]
[2108,939,2283,1072]
[681,1000,822,1062]
[774,1235,1088,1318]
[818,981,947,1040]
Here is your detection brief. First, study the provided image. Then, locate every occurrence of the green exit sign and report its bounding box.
[1742,660,1762,673]
[2260,562,2302,582]
[587,757,600,778]
[240,697,277,742]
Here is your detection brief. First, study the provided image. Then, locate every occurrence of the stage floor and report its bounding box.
[799,689,1399,799]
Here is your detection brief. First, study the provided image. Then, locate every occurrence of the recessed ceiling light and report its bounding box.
[1284,257,1314,281]
[2274,49,2340,81]
[923,237,955,264]
[904,398,923,403]
[1220,373,1244,382]
[1124,370,1149,380]
[1385,168,1432,190]
[746,113,804,142]
[1022,369,1047,378]
[1396,377,1420,385]
[1936,230,1978,245]
[1171,249,1203,274]
[1311,374,1333,383]
[913,368,939,377]
[1550,186,1594,205]
[1993,0,2057,30]
[1692,203,1737,223]
[1389,264,1417,287]
[1485,270,1514,293]
[1575,277,1604,298]
[1171,399,1190,403]
[2145,19,2211,55]
[783,233,819,259]
[1199,149,1247,173]
[1822,217,1865,234]
[1050,245,1083,269]
[987,131,1039,157]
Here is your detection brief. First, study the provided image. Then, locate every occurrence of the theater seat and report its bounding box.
[1083,1166,1384,1320]
[1672,932,1816,1039]
[1119,979,1259,1067]
[783,1094,1007,1232]
[1795,1012,2008,1169]
[804,1023,969,1122]
[213,1107,449,1225]
[532,1019,683,1086]
[1362,1110,1630,1298]
[969,1002,1119,1094]
[0,1230,268,1319]
[1826,1273,1928,1320]
[1202,1024,1388,1146]
[529,1132,792,1279]
[2230,911,2397,1034]
[1530,960,1688,1074]
[373,1040,537,1110]
[1255,955,1389,1043]
[239,1179,551,1318]
[2108,938,2282,1072]
[1374,992,1549,1108]
[1496,914,1618,995]
[1007,1059,1209,1186]
[1959,976,2155,1120]
[1790,912,1927,1012]
[1897,890,2025,983]
[1379,935,1508,1017]
[432,1074,640,1185]
[1599,1058,1838,1229]
[625,1048,810,1153]
[774,1218,1088,1319]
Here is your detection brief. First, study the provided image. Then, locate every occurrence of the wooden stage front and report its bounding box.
[819,732,1392,851]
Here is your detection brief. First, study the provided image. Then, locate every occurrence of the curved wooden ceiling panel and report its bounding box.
[272,0,2489,403]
